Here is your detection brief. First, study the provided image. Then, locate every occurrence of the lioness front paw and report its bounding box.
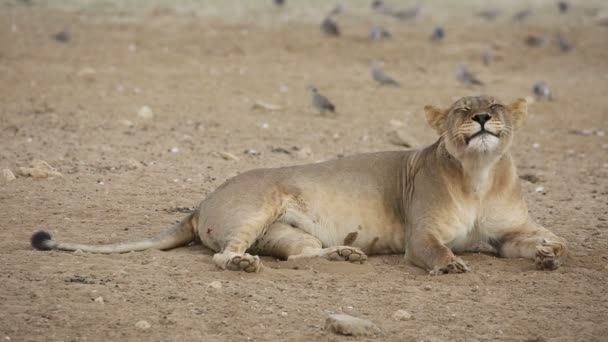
[429,259,469,276]
[325,246,368,263]
[535,240,566,270]
[212,252,262,273]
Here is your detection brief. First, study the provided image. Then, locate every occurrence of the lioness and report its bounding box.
[31,95,567,274]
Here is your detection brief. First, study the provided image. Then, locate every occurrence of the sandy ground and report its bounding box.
[1,1,608,341]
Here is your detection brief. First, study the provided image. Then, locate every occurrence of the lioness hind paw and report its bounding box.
[535,244,562,270]
[429,260,469,276]
[214,253,262,273]
[326,246,368,263]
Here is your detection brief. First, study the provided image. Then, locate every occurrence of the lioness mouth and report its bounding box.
[465,129,498,144]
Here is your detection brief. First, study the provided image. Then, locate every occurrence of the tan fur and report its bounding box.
[32,95,567,274]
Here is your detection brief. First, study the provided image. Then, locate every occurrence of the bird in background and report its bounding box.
[53,28,70,43]
[482,47,494,66]
[512,8,532,22]
[369,25,392,40]
[558,1,569,13]
[456,64,483,86]
[372,62,400,86]
[309,86,336,114]
[273,0,285,7]
[525,35,547,47]
[321,16,340,36]
[372,0,422,21]
[320,2,343,36]
[556,33,572,52]
[533,81,553,101]
[431,26,444,42]
[476,8,501,21]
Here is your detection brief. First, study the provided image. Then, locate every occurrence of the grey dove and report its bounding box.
[309,86,336,114]
[372,63,400,86]
[369,25,391,40]
[533,81,553,101]
[321,17,340,36]
[456,64,483,86]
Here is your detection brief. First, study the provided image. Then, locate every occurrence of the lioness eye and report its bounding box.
[490,104,504,111]
[455,108,469,114]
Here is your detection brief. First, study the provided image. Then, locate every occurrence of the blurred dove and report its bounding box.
[372,63,400,86]
[456,64,483,86]
[369,25,391,40]
[525,35,547,47]
[512,8,532,22]
[558,1,569,13]
[273,0,285,7]
[321,16,340,36]
[431,26,444,42]
[53,29,70,43]
[533,81,553,101]
[557,33,572,52]
[309,86,336,114]
[476,8,501,21]
[482,47,494,66]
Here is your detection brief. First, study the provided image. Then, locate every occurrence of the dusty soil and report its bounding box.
[1,1,608,341]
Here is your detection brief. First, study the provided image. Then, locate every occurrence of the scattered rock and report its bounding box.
[387,130,414,148]
[535,186,545,194]
[19,159,62,179]
[325,314,381,337]
[271,147,291,155]
[2,169,16,181]
[94,296,104,304]
[118,119,134,127]
[169,147,180,153]
[135,320,151,330]
[137,106,154,119]
[568,128,604,136]
[77,67,96,81]
[213,151,239,161]
[423,285,432,291]
[280,311,288,317]
[392,309,413,321]
[295,146,312,158]
[244,149,261,156]
[208,281,222,289]
[251,100,282,111]
[519,174,540,184]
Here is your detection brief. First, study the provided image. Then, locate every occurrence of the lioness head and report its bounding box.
[424,95,527,160]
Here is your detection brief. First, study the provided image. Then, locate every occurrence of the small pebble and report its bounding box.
[208,281,222,289]
[535,186,545,193]
[2,169,16,181]
[138,106,154,119]
[169,147,180,153]
[325,314,381,337]
[532,143,540,149]
[392,309,413,321]
[280,311,288,317]
[214,151,239,161]
[135,320,151,330]
[423,285,432,291]
[94,296,104,304]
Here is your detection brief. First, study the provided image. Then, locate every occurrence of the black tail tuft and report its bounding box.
[31,231,53,250]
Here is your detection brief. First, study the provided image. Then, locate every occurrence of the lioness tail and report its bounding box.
[30,212,197,254]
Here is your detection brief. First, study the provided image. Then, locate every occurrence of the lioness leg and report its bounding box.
[251,222,367,263]
[406,232,469,275]
[493,224,567,270]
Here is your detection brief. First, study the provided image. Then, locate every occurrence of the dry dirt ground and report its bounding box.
[1,1,608,341]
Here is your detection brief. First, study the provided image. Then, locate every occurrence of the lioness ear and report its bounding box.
[508,98,528,129]
[424,105,448,134]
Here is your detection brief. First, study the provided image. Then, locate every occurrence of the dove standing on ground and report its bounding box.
[456,64,483,86]
[431,26,444,42]
[557,33,572,52]
[476,8,501,21]
[321,17,340,36]
[512,8,532,22]
[558,1,569,13]
[309,86,336,114]
[533,81,553,101]
[273,0,285,7]
[53,29,70,43]
[525,35,547,47]
[372,63,400,86]
[482,47,494,66]
[369,25,391,40]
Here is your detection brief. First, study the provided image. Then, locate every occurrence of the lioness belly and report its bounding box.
[278,187,406,255]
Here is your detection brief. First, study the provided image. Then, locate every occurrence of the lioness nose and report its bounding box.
[472,113,491,126]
